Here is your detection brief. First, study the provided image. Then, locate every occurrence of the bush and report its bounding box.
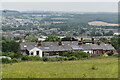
[103,53,108,57]
[47,57,68,62]
[105,51,113,56]
[48,57,57,61]
[68,56,77,60]
[62,57,68,61]
[91,65,98,70]
[2,52,21,59]
[21,56,29,61]
[2,52,15,59]
[56,57,65,61]
[11,58,19,63]
[21,56,42,61]
[112,54,119,57]
[2,58,20,63]
[42,57,49,61]
[64,51,90,59]
[2,58,11,63]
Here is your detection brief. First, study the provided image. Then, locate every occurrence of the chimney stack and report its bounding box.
[58,41,62,46]
[78,41,82,45]
[92,37,94,41]
[37,41,41,46]
[97,41,101,45]
[81,37,83,41]
[108,41,111,44]
[83,42,85,44]
[92,37,95,44]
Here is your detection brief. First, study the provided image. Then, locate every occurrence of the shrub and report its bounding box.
[68,56,77,60]
[2,52,21,59]
[11,58,19,63]
[21,56,42,61]
[47,57,68,62]
[112,54,119,57]
[21,56,29,61]
[48,57,57,61]
[56,57,64,61]
[2,58,11,63]
[2,52,15,59]
[103,53,108,57]
[64,51,90,59]
[105,51,113,56]
[62,57,68,61]
[91,65,98,70]
[42,57,49,61]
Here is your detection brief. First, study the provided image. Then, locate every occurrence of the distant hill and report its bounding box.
[0,10,21,16]
[22,11,54,14]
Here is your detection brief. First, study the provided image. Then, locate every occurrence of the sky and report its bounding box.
[1,2,118,12]
[1,0,120,2]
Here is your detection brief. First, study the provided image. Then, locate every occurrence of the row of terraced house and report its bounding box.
[20,38,115,57]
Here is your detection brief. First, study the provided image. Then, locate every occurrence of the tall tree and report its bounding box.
[2,40,19,53]
[44,35,60,42]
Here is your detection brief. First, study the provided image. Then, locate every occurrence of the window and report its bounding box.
[96,50,99,54]
[31,52,33,55]
[36,51,39,55]
[44,53,49,56]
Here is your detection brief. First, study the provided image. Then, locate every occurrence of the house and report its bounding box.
[20,39,115,57]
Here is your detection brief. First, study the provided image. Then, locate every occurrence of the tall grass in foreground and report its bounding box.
[2,57,118,78]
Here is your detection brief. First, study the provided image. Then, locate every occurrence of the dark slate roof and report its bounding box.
[90,44,103,50]
[27,45,36,51]
[20,42,36,50]
[82,44,92,50]
[20,41,115,52]
[71,45,83,50]
[99,44,115,50]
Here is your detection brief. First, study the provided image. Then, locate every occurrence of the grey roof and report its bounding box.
[99,44,115,50]
[20,41,115,52]
[90,44,103,50]
[82,44,92,50]
[27,45,36,51]
[71,45,83,50]
[20,42,36,50]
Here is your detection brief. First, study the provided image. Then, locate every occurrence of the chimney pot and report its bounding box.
[97,41,101,45]
[37,41,41,46]
[92,37,95,41]
[81,37,83,41]
[78,41,82,45]
[58,41,62,46]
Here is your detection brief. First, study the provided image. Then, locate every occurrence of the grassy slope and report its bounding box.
[2,57,118,78]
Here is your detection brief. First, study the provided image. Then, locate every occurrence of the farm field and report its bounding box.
[2,57,118,78]
[88,21,119,26]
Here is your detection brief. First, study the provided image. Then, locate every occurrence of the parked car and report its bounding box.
[0,56,11,60]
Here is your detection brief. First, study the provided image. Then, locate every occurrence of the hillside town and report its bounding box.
[1,1,119,78]
[0,10,119,59]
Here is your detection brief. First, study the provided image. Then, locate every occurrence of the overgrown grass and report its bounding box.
[2,57,118,78]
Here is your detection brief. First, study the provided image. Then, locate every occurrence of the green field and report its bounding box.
[2,57,118,78]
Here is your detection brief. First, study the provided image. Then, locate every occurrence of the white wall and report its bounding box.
[29,47,43,57]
